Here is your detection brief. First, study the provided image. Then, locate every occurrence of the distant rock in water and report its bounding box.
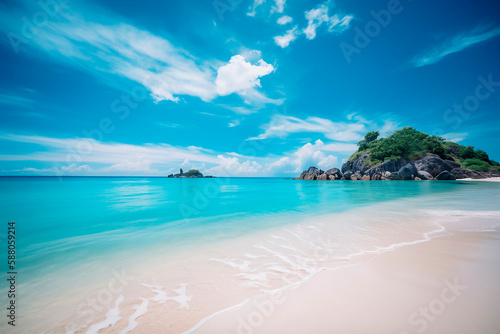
[295,127,500,181]
[167,169,214,178]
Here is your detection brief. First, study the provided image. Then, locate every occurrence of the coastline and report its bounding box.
[71,198,500,333]
[3,179,500,334]
[458,177,500,182]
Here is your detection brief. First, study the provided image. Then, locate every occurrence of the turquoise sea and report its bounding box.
[1,177,499,333]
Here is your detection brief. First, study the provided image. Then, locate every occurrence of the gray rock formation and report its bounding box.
[436,170,455,180]
[296,152,497,181]
[341,153,370,175]
[417,170,434,180]
[414,154,449,178]
[325,168,343,180]
[296,167,323,180]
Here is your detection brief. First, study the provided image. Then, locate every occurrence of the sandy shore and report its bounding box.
[195,229,500,334]
[458,177,500,182]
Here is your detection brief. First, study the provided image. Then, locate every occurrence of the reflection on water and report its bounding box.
[104,182,170,211]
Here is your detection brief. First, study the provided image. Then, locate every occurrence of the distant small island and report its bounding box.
[296,127,500,181]
[167,168,214,178]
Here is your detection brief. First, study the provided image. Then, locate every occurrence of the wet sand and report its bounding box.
[195,230,500,334]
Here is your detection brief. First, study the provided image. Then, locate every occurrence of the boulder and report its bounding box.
[361,175,370,180]
[417,170,433,180]
[343,171,353,180]
[325,168,343,180]
[414,154,449,177]
[414,177,422,181]
[388,172,404,180]
[317,173,328,180]
[298,166,323,180]
[397,163,417,180]
[436,170,455,180]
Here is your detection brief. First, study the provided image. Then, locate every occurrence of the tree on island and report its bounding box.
[184,169,203,177]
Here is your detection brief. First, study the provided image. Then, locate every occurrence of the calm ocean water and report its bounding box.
[0,177,499,333]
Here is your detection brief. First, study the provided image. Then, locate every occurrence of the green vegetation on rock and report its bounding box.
[350,127,497,171]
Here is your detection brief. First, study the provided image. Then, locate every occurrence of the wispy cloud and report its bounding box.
[228,119,241,127]
[248,0,287,16]
[0,2,278,106]
[0,134,220,165]
[0,93,35,108]
[412,25,500,67]
[441,132,468,143]
[303,2,353,40]
[247,114,367,141]
[247,0,266,17]
[271,1,352,49]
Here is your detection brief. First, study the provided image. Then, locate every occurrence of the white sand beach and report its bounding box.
[459,177,500,182]
[195,229,500,334]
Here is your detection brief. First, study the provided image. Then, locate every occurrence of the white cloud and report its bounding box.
[228,119,241,127]
[248,115,366,141]
[303,3,353,40]
[412,26,500,67]
[277,15,293,25]
[247,0,266,17]
[274,27,299,48]
[441,132,468,143]
[379,120,399,137]
[322,142,358,152]
[224,106,260,114]
[215,55,275,97]
[205,155,262,176]
[269,156,291,169]
[267,139,339,173]
[248,0,286,16]
[100,158,156,173]
[18,164,94,174]
[293,139,337,171]
[271,0,286,14]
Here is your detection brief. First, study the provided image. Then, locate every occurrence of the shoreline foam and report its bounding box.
[193,229,500,333]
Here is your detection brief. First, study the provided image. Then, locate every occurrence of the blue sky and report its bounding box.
[1,0,500,176]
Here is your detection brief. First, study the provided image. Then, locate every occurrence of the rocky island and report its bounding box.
[295,127,500,181]
[167,168,214,178]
